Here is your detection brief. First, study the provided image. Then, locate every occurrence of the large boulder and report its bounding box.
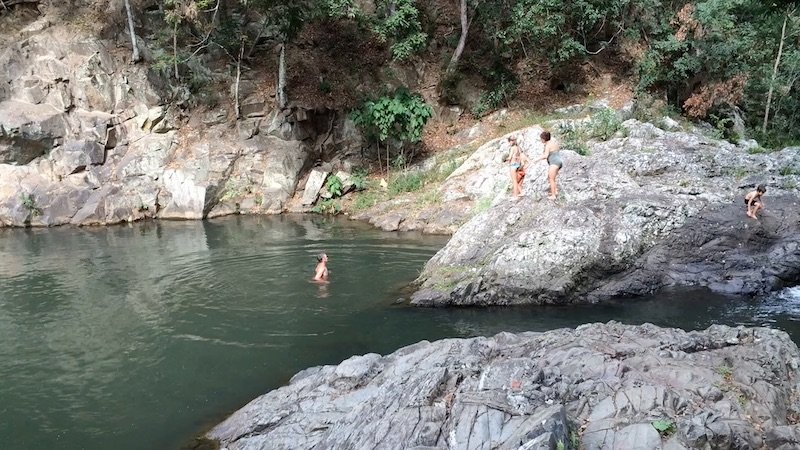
[411,121,800,306]
[208,322,800,450]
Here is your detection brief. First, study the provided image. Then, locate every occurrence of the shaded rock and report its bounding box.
[208,323,800,450]
[0,100,67,164]
[302,169,329,206]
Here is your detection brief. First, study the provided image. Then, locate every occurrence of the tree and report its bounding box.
[446,0,472,76]
[763,7,795,133]
[350,89,433,174]
[124,0,141,63]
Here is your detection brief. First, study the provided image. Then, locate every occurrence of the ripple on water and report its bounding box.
[758,286,800,319]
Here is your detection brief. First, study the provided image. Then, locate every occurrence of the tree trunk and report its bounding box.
[234,39,244,119]
[763,12,790,133]
[277,42,287,108]
[445,0,470,75]
[124,0,140,63]
[173,22,179,79]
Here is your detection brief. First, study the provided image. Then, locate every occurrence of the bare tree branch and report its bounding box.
[585,24,624,55]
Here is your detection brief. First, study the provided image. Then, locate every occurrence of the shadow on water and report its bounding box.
[0,215,797,450]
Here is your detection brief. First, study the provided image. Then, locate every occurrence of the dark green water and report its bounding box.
[1,215,798,450]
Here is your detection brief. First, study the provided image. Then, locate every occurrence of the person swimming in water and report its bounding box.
[313,252,328,281]
[531,131,561,200]
[506,135,529,198]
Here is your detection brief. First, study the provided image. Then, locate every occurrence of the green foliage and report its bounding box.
[416,189,442,206]
[388,171,425,195]
[651,419,676,437]
[557,122,591,156]
[350,167,370,191]
[556,441,565,450]
[372,0,427,60]
[472,196,493,214]
[472,67,518,118]
[350,89,433,144]
[392,154,407,170]
[588,108,622,140]
[321,0,361,18]
[570,430,580,448]
[311,199,342,215]
[352,190,380,210]
[716,365,733,379]
[780,165,800,176]
[325,174,344,198]
[19,193,42,217]
[430,158,459,182]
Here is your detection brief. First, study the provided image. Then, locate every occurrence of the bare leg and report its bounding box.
[509,168,519,197]
[752,203,763,218]
[547,165,560,200]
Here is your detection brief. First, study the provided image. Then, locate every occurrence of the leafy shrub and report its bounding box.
[325,174,344,198]
[651,419,675,437]
[588,108,622,140]
[392,154,407,170]
[431,158,459,182]
[557,122,590,156]
[350,168,370,191]
[472,69,518,118]
[388,171,425,195]
[311,199,342,215]
[351,89,433,144]
[372,0,427,61]
[352,190,380,211]
[19,193,42,217]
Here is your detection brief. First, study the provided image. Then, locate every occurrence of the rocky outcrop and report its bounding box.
[0,17,360,227]
[411,121,800,306]
[208,322,800,450]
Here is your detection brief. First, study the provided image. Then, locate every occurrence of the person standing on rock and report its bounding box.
[313,252,329,281]
[745,184,767,219]
[506,136,529,198]
[531,131,562,200]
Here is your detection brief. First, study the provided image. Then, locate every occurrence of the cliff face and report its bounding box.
[409,120,800,305]
[0,11,368,227]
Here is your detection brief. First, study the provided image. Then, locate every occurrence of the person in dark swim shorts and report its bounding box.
[744,184,766,219]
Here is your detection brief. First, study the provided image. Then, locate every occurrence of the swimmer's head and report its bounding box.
[317,252,328,262]
[757,184,767,193]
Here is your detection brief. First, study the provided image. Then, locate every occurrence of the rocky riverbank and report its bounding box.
[409,121,800,306]
[207,322,800,450]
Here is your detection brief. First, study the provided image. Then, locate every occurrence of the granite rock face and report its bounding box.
[411,121,800,306]
[208,322,800,450]
[0,19,344,227]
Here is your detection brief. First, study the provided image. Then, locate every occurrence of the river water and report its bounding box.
[0,216,798,450]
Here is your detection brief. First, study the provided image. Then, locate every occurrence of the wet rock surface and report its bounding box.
[208,322,800,450]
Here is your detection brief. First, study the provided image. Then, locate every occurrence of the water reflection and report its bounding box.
[0,216,797,450]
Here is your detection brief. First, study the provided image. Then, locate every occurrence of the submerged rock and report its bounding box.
[207,322,800,450]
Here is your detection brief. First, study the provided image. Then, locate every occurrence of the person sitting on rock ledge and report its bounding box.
[745,184,766,219]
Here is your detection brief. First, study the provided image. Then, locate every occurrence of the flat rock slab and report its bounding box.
[208,322,800,450]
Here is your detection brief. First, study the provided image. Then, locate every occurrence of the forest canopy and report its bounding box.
[126,0,800,147]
